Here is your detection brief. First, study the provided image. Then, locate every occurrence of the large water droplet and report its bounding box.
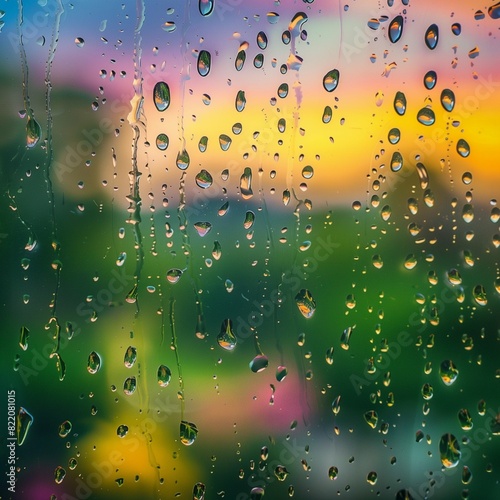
[199,0,213,16]
[425,24,439,49]
[194,221,212,237]
[440,89,455,112]
[219,134,232,151]
[417,107,435,126]
[166,268,183,284]
[394,91,406,115]
[176,149,190,170]
[217,319,237,351]
[180,420,198,446]
[123,376,137,395]
[193,482,206,500]
[235,90,246,112]
[58,420,72,438]
[17,407,34,445]
[295,289,316,318]
[240,167,253,199]
[439,433,461,468]
[440,360,459,385]
[249,354,269,373]
[26,116,41,148]
[19,326,29,351]
[457,139,470,157]
[323,69,340,92]
[391,151,403,172]
[157,365,172,387]
[488,2,500,18]
[87,351,101,374]
[195,169,213,189]
[389,15,404,43]
[124,346,137,368]
[197,50,211,77]
[153,81,170,111]
[257,31,268,49]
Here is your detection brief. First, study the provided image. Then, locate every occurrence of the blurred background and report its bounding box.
[1,0,500,498]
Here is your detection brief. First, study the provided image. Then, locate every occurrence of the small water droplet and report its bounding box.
[425,24,439,49]
[193,221,212,237]
[323,69,340,92]
[166,268,183,284]
[440,360,459,385]
[389,15,404,43]
[235,90,246,112]
[17,407,34,446]
[441,89,455,112]
[197,50,211,77]
[124,346,137,368]
[54,465,66,484]
[74,37,84,47]
[457,139,470,157]
[439,433,461,468]
[394,91,406,115]
[180,420,198,446]
[217,319,237,351]
[58,420,72,438]
[195,169,213,189]
[295,289,316,318]
[157,365,172,387]
[87,351,101,374]
[123,376,137,396]
[249,354,269,373]
[153,81,170,111]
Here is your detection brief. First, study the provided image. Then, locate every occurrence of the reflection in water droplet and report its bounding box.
[274,465,289,481]
[180,420,198,446]
[153,81,170,111]
[389,15,403,43]
[87,351,101,374]
[240,167,253,199]
[235,90,246,112]
[394,91,406,115]
[217,319,237,351]
[166,268,183,284]
[278,83,289,98]
[457,139,470,157]
[417,107,435,126]
[58,420,72,438]
[340,326,353,350]
[197,50,211,77]
[117,424,128,438]
[249,354,269,373]
[244,211,255,229]
[17,407,34,446]
[219,134,232,151]
[26,116,42,148]
[193,481,206,500]
[423,70,437,90]
[322,106,332,123]
[329,466,339,480]
[176,149,190,170]
[458,408,473,430]
[489,2,500,18]
[199,0,214,17]
[451,23,462,35]
[276,365,287,382]
[425,24,439,49]
[440,360,459,385]
[156,133,169,150]
[440,89,455,112]
[364,410,378,429]
[195,169,213,189]
[473,284,487,306]
[123,376,137,395]
[235,50,246,71]
[250,487,265,500]
[415,162,429,189]
[439,433,461,468]
[54,465,66,484]
[194,221,212,237]
[388,128,400,144]
[367,471,378,485]
[157,365,172,387]
[391,152,403,172]
[124,346,137,368]
[295,289,316,318]
[257,31,268,49]
[19,326,29,351]
[323,69,340,92]
[462,465,472,484]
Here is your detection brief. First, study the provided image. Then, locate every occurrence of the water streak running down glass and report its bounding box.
[1,0,500,499]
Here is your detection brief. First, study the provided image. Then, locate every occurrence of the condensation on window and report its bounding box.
[1,0,500,499]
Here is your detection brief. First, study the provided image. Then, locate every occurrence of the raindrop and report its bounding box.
[244,211,255,230]
[425,24,439,50]
[157,365,172,387]
[193,222,212,237]
[58,420,72,438]
[254,53,264,68]
[462,466,473,484]
[87,351,101,374]
[415,162,429,189]
[123,376,137,395]
[156,133,169,150]
[198,136,208,152]
[267,12,280,24]
[388,128,400,144]
[197,50,211,77]
[488,2,500,18]
[458,409,473,430]
[180,420,198,446]
[423,70,437,90]
[199,0,214,16]
[323,69,340,92]
[195,169,213,189]
[54,466,66,484]
[457,139,470,157]
[124,346,137,368]
[276,366,288,382]
[240,167,253,199]
[117,424,128,438]
[153,81,170,111]
[19,326,29,351]
[250,487,265,500]
[364,410,378,429]
[367,471,378,485]
[17,407,34,445]
[257,31,268,49]
[340,326,353,350]
[439,433,461,468]
[417,108,435,126]
[162,21,176,32]
[217,319,237,351]
[74,37,84,47]
[193,482,206,500]
[235,50,246,71]
[441,89,455,111]
[219,134,232,151]
[26,116,41,148]
[451,23,461,35]
[294,289,316,318]
[250,354,269,373]
[394,91,406,115]
[235,90,246,112]
[440,360,459,385]
[278,83,289,98]
[328,466,339,480]
[472,284,487,306]
[176,149,190,170]
[389,15,404,43]
[166,268,183,284]
[391,152,403,172]
[302,166,314,179]
[322,106,332,123]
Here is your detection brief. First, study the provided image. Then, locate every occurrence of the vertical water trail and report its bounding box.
[176,1,206,339]
[169,298,185,419]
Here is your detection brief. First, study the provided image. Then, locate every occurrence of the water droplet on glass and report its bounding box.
[425,24,439,49]
[332,395,341,415]
[176,149,190,170]
[257,31,268,49]
[194,221,212,237]
[156,133,169,150]
[26,116,41,148]
[364,410,378,429]
[457,139,470,157]
[462,203,474,223]
[249,354,269,373]
[235,50,246,71]
[389,15,404,43]
[367,471,378,485]
[167,268,183,284]
[439,433,461,468]
[197,50,211,77]
[17,407,34,445]
[329,466,339,480]
[87,351,101,374]
[193,481,206,500]
[254,53,264,68]
[394,91,406,115]
[235,90,246,112]
[267,12,280,24]
[441,89,455,112]
[458,408,473,430]
[19,326,29,351]
[74,37,84,47]
[219,134,232,151]
[489,2,500,18]
[423,70,437,90]
[323,69,340,92]
[276,365,287,382]
[322,106,332,123]
[274,465,289,481]
[180,420,198,446]
[153,81,170,111]
[195,169,213,189]
[278,83,289,98]
[224,279,234,293]
[340,326,353,350]
[415,162,429,189]
[117,424,129,438]
[199,0,214,17]
[58,420,72,438]
[243,211,255,230]
[157,365,172,387]
[124,346,137,368]
[240,167,253,199]
[388,128,400,144]
[472,284,487,306]
[440,360,459,385]
[462,465,473,484]
[391,151,403,172]
[54,465,66,484]
[451,23,462,35]
[123,376,137,395]
[417,107,435,126]
[217,319,237,351]
[295,289,316,318]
